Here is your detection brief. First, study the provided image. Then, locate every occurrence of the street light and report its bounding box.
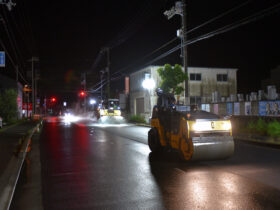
[89,99,96,105]
[142,78,155,90]
[142,76,155,121]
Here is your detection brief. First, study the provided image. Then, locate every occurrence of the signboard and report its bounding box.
[125,77,129,94]
[259,101,280,116]
[245,102,251,115]
[23,103,32,111]
[234,102,240,115]
[213,104,219,114]
[0,51,5,67]
[226,103,233,115]
[201,104,210,112]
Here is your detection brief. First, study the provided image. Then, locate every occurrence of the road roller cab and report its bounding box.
[148,91,234,161]
[99,99,121,117]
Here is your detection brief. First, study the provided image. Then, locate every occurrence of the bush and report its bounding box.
[247,119,267,135]
[0,89,18,123]
[267,121,280,137]
[128,115,146,124]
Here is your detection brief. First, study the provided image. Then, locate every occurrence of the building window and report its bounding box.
[190,96,201,105]
[217,74,228,82]
[190,73,201,81]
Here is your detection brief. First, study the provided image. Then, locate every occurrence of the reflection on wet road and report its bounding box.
[40,117,280,209]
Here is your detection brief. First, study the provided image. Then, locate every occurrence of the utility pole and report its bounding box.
[28,56,39,116]
[181,0,188,104]
[164,0,188,104]
[100,69,105,101]
[84,73,86,113]
[105,47,110,99]
[16,65,18,82]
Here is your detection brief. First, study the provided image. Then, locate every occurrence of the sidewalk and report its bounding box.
[0,120,38,178]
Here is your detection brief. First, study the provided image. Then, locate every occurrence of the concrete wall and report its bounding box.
[188,67,237,103]
[201,100,280,117]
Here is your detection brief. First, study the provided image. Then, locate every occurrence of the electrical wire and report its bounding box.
[102,0,253,79]
[0,36,28,83]
[2,10,26,74]
[186,0,252,35]
[91,2,280,92]
[10,9,33,55]
[89,0,165,73]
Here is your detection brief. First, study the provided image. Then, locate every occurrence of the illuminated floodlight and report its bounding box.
[90,99,96,105]
[142,78,155,90]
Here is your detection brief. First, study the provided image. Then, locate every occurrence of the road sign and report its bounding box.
[0,51,5,67]
[23,103,32,111]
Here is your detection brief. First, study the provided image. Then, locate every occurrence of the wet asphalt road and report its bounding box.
[40,117,280,210]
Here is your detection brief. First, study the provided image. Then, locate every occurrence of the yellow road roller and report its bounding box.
[99,99,121,117]
[148,91,234,161]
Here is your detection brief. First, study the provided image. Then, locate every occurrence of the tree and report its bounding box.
[0,89,18,122]
[157,64,188,95]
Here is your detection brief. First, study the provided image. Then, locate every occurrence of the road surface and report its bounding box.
[13,117,280,209]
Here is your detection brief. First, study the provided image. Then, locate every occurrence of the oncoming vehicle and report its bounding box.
[148,90,234,161]
[99,99,121,117]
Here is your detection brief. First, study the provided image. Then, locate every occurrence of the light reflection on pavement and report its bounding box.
[38,116,280,209]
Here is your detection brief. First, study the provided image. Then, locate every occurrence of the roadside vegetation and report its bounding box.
[247,119,280,138]
[0,89,18,124]
[128,114,147,124]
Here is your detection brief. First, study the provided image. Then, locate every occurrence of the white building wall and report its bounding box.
[129,66,238,121]
[188,67,237,103]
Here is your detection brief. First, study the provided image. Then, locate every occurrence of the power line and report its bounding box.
[1,10,26,74]
[108,0,253,79]
[91,2,280,92]
[0,36,28,83]
[187,0,252,35]
[10,9,33,55]
[89,0,165,73]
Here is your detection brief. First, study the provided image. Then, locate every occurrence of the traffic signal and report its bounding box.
[79,91,86,97]
[51,97,56,102]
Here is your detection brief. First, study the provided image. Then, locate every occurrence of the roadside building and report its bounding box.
[129,65,237,121]
[262,65,280,91]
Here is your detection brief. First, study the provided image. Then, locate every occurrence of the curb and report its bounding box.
[132,124,280,147]
[234,134,280,148]
[0,120,42,210]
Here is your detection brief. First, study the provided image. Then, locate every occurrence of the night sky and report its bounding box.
[1,0,280,101]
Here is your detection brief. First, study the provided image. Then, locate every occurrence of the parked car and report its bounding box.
[0,116,2,128]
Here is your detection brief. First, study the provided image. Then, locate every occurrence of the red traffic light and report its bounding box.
[79,91,86,97]
[51,97,56,102]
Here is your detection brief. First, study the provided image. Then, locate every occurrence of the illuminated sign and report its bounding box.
[0,51,5,67]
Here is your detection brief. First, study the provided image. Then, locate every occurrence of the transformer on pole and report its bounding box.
[164,0,188,105]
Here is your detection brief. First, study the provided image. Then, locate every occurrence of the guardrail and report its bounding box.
[0,120,42,210]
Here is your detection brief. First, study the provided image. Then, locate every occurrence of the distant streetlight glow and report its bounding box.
[63,102,67,107]
[90,99,96,105]
[142,78,155,90]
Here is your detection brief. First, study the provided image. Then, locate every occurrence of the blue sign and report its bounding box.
[0,51,5,67]
[259,101,280,116]
[226,103,233,115]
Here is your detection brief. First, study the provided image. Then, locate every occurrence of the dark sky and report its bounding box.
[1,0,280,100]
